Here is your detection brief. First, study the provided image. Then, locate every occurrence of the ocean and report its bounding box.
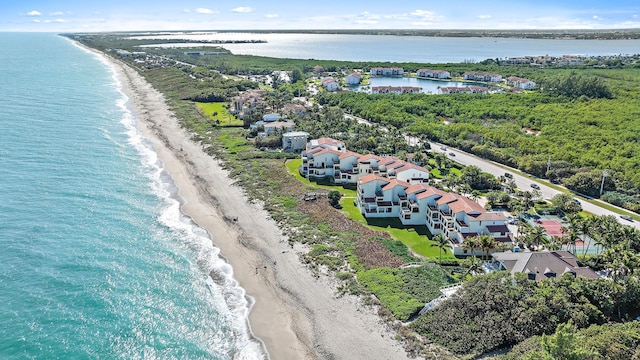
[0,33,264,359]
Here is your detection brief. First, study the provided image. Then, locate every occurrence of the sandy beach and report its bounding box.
[97,51,411,359]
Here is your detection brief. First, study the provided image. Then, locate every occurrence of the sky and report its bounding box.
[3,0,640,32]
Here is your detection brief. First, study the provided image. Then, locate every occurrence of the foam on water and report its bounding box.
[0,33,265,360]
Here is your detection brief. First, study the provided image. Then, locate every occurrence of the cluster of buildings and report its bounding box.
[346,73,362,85]
[372,86,422,94]
[500,55,585,67]
[322,77,340,91]
[416,69,451,79]
[489,250,599,280]
[370,67,405,76]
[462,71,503,82]
[301,137,513,256]
[439,86,489,94]
[317,66,534,94]
[505,76,536,90]
[231,89,308,120]
[231,89,267,119]
[250,113,295,136]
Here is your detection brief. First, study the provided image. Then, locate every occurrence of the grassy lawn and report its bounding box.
[285,159,358,198]
[286,158,455,260]
[195,102,243,127]
[340,197,455,260]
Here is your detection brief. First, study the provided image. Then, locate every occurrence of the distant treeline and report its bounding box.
[218,28,640,40]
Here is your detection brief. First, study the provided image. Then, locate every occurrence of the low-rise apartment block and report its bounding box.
[301,137,512,256]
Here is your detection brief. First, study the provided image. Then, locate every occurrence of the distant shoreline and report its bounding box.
[70,37,413,360]
[105,28,640,40]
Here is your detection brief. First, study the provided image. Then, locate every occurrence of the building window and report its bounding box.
[386,208,392,213]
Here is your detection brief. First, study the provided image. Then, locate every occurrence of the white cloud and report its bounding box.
[27,10,42,16]
[633,14,639,19]
[32,19,40,23]
[477,15,492,19]
[410,9,437,19]
[196,8,217,14]
[593,15,603,20]
[354,19,378,25]
[44,19,67,23]
[265,14,279,18]
[360,11,380,20]
[232,7,253,13]
[50,11,65,16]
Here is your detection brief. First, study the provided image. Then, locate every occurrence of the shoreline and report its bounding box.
[83,44,411,359]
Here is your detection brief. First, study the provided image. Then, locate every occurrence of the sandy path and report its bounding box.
[99,51,410,360]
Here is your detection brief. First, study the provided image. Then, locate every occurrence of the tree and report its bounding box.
[525,226,548,251]
[525,321,597,360]
[328,190,342,208]
[462,236,480,259]
[290,68,304,83]
[479,234,499,259]
[431,234,450,263]
[462,256,483,277]
[550,193,581,214]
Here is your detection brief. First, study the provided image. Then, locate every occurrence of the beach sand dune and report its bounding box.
[105,53,410,360]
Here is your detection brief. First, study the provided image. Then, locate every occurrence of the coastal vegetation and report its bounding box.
[70,33,640,359]
[411,271,640,357]
[317,69,640,212]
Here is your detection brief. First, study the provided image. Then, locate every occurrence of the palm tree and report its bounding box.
[526,225,548,251]
[548,235,565,251]
[563,213,582,255]
[431,234,450,263]
[580,215,597,257]
[479,234,498,259]
[594,215,625,254]
[462,236,480,259]
[462,256,483,277]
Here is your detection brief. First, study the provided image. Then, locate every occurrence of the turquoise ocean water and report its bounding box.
[0,33,264,359]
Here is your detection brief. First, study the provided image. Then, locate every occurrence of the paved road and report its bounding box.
[429,141,640,230]
[345,112,638,229]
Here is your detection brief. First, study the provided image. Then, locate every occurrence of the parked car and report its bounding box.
[621,215,633,222]
[530,183,540,189]
[448,152,455,157]
[504,172,513,178]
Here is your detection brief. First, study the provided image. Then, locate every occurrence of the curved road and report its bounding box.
[346,113,638,230]
[429,142,640,230]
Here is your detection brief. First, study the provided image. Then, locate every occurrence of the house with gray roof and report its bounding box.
[489,250,600,281]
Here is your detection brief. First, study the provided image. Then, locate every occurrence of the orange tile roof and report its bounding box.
[358,174,390,185]
[312,148,342,157]
[436,193,458,205]
[405,183,429,194]
[473,212,508,221]
[382,179,410,191]
[448,196,485,214]
[338,151,361,159]
[357,154,381,163]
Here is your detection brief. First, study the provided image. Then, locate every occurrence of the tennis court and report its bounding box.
[535,219,566,237]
